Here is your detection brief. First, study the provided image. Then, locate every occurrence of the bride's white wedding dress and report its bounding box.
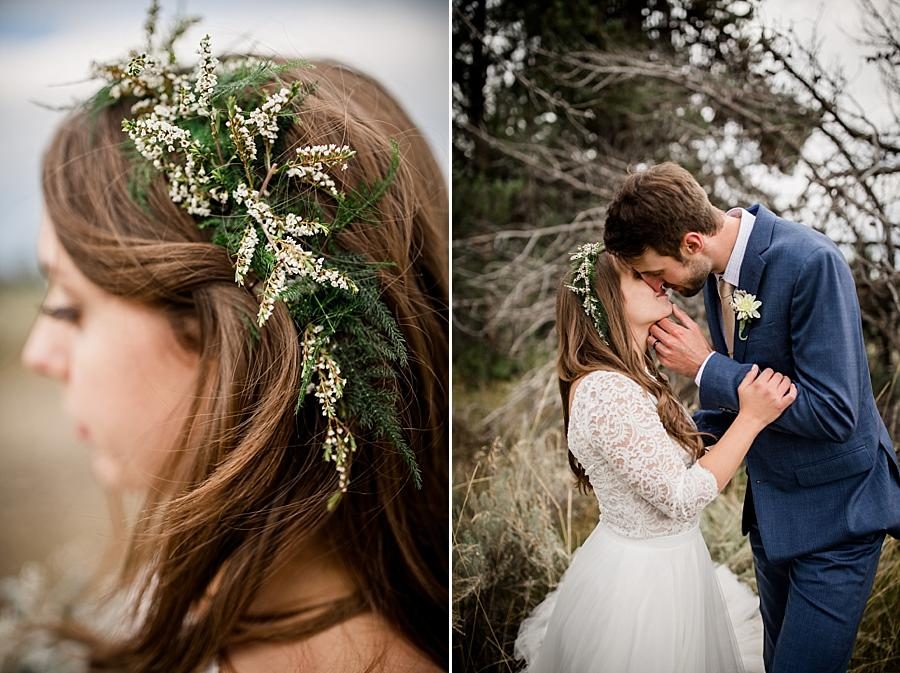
[514,370,764,673]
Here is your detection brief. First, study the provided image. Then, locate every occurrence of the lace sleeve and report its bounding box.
[575,371,719,521]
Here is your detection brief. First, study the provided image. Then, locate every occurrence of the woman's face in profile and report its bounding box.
[21,215,200,492]
[618,260,675,329]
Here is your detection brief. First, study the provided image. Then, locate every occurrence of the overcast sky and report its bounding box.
[0,0,449,279]
[757,0,890,124]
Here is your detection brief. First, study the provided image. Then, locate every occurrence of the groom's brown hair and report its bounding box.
[603,162,720,260]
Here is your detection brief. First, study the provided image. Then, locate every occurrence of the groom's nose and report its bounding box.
[642,275,664,293]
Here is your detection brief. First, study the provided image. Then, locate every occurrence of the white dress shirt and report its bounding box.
[694,207,756,385]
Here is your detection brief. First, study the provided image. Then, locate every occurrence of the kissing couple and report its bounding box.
[514,162,900,673]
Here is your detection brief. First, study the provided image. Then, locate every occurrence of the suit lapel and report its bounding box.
[732,204,775,361]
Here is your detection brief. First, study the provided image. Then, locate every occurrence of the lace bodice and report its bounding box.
[568,370,719,538]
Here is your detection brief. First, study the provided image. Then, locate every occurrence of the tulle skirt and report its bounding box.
[514,523,764,673]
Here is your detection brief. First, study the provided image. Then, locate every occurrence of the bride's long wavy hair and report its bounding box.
[556,252,705,493]
[42,60,447,671]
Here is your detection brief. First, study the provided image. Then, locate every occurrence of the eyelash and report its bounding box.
[39,304,81,323]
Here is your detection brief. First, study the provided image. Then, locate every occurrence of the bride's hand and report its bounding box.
[737,364,797,427]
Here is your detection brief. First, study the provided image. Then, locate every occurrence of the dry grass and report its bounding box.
[453,434,574,673]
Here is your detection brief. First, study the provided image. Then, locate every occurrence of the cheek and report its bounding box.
[686,259,710,285]
[68,305,198,490]
[621,278,651,321]
[619,280,638,321]
[626,280,671,322]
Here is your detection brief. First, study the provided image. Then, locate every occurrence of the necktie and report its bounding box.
[718,277,736,357]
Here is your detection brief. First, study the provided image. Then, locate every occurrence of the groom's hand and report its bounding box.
[649,304,713,378]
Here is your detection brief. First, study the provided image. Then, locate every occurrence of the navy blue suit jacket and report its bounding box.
[694,204,900,563]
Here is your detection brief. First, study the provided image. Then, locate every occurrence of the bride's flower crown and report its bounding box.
[82,1,419,507]
[566,242,609,340]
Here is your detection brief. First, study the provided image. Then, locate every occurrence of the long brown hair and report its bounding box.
[42,60,447,671]
[556,252,705,493]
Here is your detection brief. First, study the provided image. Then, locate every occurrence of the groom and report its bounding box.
[602,162,900,673]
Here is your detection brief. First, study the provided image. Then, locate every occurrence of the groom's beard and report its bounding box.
[670,258,713,297]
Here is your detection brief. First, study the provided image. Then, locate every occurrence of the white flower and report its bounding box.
[129,98,155,115]
[127,53,149,78]
[226,105,258,166]
[286,144,356,198]
[257,264,287,325]
[123,111,192,163]
[193,34,219,116]
[247,86,292,142]
[234,225,259,284]
[300,325,357,493]
[294,144,355,163]
[730,289,762,341]
[730,289,762,322]
[208,186,229,205]
[122,110,213,217]
[232,182,251,205]
[174,75,196,116]
[233,188,356,317]
[284,212,328,238]
[93,50,165,103]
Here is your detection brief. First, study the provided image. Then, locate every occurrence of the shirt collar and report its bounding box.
[719,207,756,287]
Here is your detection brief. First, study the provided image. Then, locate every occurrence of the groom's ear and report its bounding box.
[681,232,705,256]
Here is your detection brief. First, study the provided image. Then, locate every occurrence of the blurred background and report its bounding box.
[0,0,448,578]
[452,0,899,671]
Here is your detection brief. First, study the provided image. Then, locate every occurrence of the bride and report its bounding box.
[9,5,447,673]
[514,244,796,673]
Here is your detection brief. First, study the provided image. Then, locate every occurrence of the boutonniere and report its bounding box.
[730,289,762,341]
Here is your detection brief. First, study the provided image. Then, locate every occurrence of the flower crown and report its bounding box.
[566,242,609,340]
[84,1,419,508]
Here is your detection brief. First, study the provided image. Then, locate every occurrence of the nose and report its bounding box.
[641,275,664,293]
[21,318,69,381]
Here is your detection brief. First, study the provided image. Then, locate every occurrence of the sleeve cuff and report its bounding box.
[695,351,716,387]
[693,460,721,496]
